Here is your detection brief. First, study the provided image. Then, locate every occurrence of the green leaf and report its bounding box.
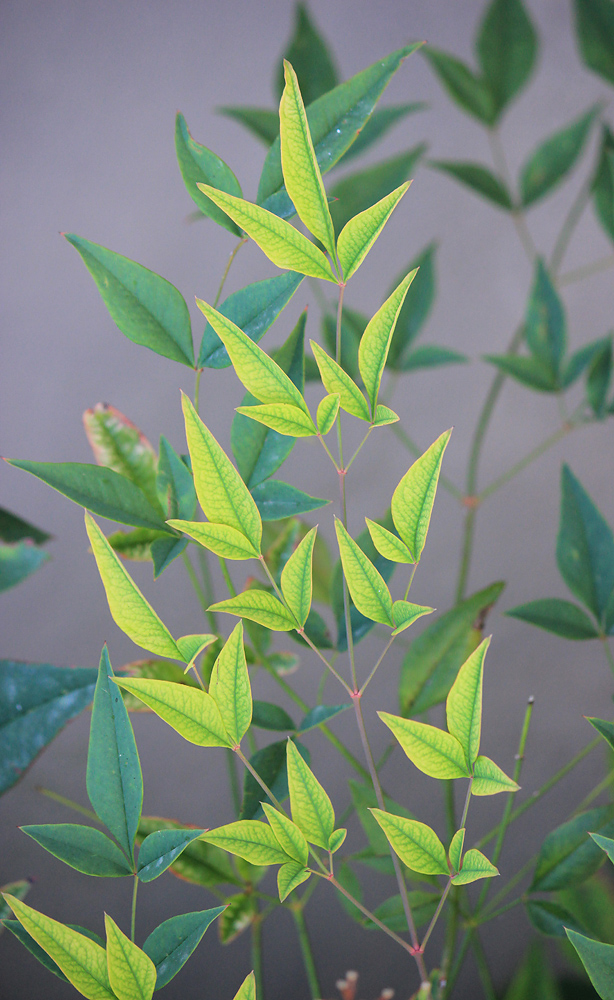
[502,940,561,1000]
[21,824,132,877]
[106,528,167,562]
[298,704,351,734]
[562,336,611,389]
[359,270,418,413]
[446,637,489,769]
[365,519,414,563]
[339,102,427,164]
[86,514,181,658]
[251,701,295,731]
[182,394,262,554]
[429,160,513,209]
[240,739,306,820]
[566,929,614,999]
[526,898,585,938]
[369,810,449,875]
[0,660,97,796]
[506,598,600,639]
[0,880,31,924]
[588,717,614,753]
[364,890,440,933]
[520,106,599,207]
[373,404,399,426]
[196,185,336,282]
[332,514,397,650]
[321,305,365,381]
[391,601,435,636]
[525,260,566,375]
[262,802,308,865]
[167,520,259,561]
[156,437,196,522]
[378,712,470,779]
[105,914,156,1000]
[337,182,410,281]
[6,459,171,532]
[329,828,347,853]
[201,820,291,866]
[386,244,437,367]
[252,480,328,521]
[258,45,422,217]
[87,646,142,860]
[142,908,224,989]
[348,780,414,856]
[593,128,614,243]
[137,817,239,887]
[233,972,257,1000]
[209,623,252,745]
[574,0,614,86]
[591,832,614,865]
[137,828,205,883]
[398,345,468,371]
[276,4,338,105]
[587,339,613,417]
[391,429,451,562]
[113,677,232,748]
[310,342,370,421]
[317,393,340,435]
[483,353,559,392]
[531,806,614,892]
[472,755,519,795]
[280,526,317,628]
[236,403,316,438]
[476,0,538,116]
[65,234,194,366]
[449,828,465,872]
[330,147,423,240]
[2,919,71,981]
[209,589,298,631]
[335,519,394,626]
[277,861,311,902]
[0,507,50,545]
[452,848,498,885]
[287,738,335,849]
[400,582,505,716]
[218,893,256,944]
[83,403,159,512]
[422,48,495,124]
[217,107,279,145]
[3,895,114,999]
[174,112,242,235]
[557,465,614,622]
[0,541,49,593]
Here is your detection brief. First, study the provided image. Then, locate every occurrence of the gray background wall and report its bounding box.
[2,1,614,998]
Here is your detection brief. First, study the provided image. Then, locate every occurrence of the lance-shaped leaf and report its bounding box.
[370,810,448,875]
[0,508,50,545]
[557,465,614,623]
[506,598,599,640]
[339,102,427,164]
[262,802,309,866]
[472,755,519,795]
[2,895,114,1000]
[167,520,259,561]
[199,272,303,369]
[107,528,167,562]
[240,739,310,820]
[335,519,394,626]
[317,394,340,436]
[105,915,156,1000]
[156,436,196,522]
[449,828,465,873]
[233,972,257,1000]
[280,526,317,627]
[429,161,513,210]
[287,738,334,849]
[520,106,599,207]
[6,459,171,532]
[574,0,614,86]
[0,542,49,593]
[321,305,365,380]
[298,704,350,733]
[252,701,295,732]
[386,244,436,368]
[530,806,614,892]
[86,514,181,659]
[2,919,73,981]
[218,105,279,145]
[366,519,414,564]
[142,908,224,990]
[525,259,566,374]
[87,647,143,861]
[391,429,451,563]
[175,112,242,235]
[84,404,160,512]
[310,342,370,421]
[235,403,316,438]
[446,637,489,769]
[201,820,291,866]
[391,600,434,636]
[358,270,417,413]
[278,861,311,902]
[251,480,328,521]
[276,3,338,104]
[137,817,239,887]
[137,828,206,883]
[175,634,217,670]
[588,717,614,753]
[65,234,194,367]
[483,353,558,392]
[209,623,252,745]
[218,893,256,944]
[112,678,232,748]
[526,898,585,938]
[337,182,410,281]
[566,929,614,999]
[422,48,495,125]
[593,127,614,244]
[20,824,133,877]
[280,60,336,258]
[587,339,613,417]
[209,590,298,631]
[182,394,262,553]
[451,848,498,886]
[330,149,423,239]
[476,0,537,117]
[378,712,470,779]
[591,832,614,866]
[196,185,336,282]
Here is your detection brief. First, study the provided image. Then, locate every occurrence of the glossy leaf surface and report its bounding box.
[142,908,225,989]
[21,824,132,877]
[280,526,316,627]
[137,828,205,883]
[365,519,414,563]
[391,601,434,636]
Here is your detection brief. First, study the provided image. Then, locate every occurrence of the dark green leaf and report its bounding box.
[219,893,257,944]
[175,112,242,235]
[399,582,505,716]
[0,660,97,795]
[525,259,566,374]
[107,527,167,562]
[65,233,194,366]
[0,507,50,545]
[502,940,562,1000]
[329,146,426,236]
[251,701,295,731]
[151,537,188,578]
[557,465,614,623]
[566,929,614,999]
[251,480,329,521]
[0,542,49,593]
[298,704,351,733]
[275,3,338,105]
[574,0,614,86]
[258,45,422,217]
[593,128,614,242]
[587,340,613,417]
[240,739,309,821]
[422,47,495,124]
[2,920,70,982]
[483,354,559,391]
[20,824,132,877]
[526,898,585,938]
[142,908,225,990]
[476,0,538,116]
[397,345,468,371]
[562,337,610,388]
[137,816,240,888]
[429,160,513,209]
[87,647,142,863]
[198,272,303,369]
[530,806,614,892]
[217,107,279,146]
[322,306,366,382]
[156,437,196,522]
[338,103,428,164]
[588,717,614,752]
[559,872,614,947]
[387,244,437,367]
[365,890,440,932]
[506,598,599,639]
[290,607,334,649]
[7,459,172,532]
[520,106,599,207]
[137,828,205,882]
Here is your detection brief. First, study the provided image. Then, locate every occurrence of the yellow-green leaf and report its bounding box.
[167,520,259,560]
[196,185,336,282]
[85,513,181,659]
[446,636,489,769]
[280,526,317,628]
[338,182,410,281]
[182,394,261,553]
[449,827,465,873]
[335,519,394,626]
[366,519,414,563]
[209,590,298,631]
[175,633,216,669]
[358,270,418,413]
[209,623,252,745]
[235,403,317,437]
[316,394,340,435]
[451,848,498,885]
[233,972,257,1000]
[262,802,309,865]
[391,600,435,636]
[2,895,114,1000]
[277,860,311,902]
[369,810,449,875]
[105,914,156,1000]
[287,738,335,849]
[112,678,232,748]
[378,712,470,779]
[372,404,399,426]
[310,341,371,421]
[391,428,452,562]
[472,755,519,796]
[201,820,291,866]
[280,60,336,258]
